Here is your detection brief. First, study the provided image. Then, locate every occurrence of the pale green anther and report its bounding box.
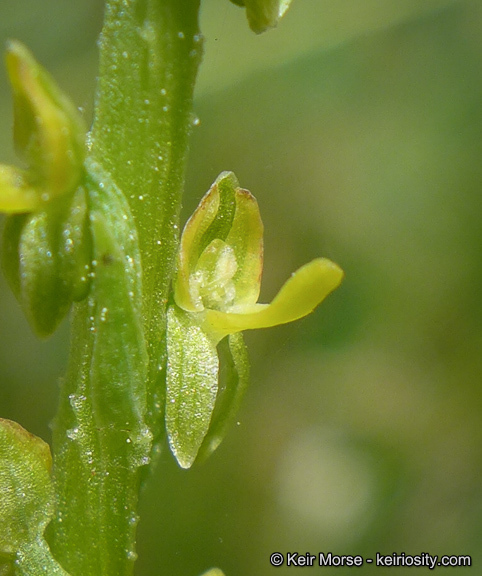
[0,41,85,213]
[166,172,343,469]
[229,0,293,33]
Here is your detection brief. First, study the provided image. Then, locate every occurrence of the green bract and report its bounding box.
[166,172,343,468]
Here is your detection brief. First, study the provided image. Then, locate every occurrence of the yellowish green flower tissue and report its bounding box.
[0,41,85,213]
[0,42,91,337]
[166,172,343,468]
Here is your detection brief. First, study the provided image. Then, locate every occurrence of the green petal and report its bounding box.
[203,258,343,340]
[166,306,219,469]
[225,187,263,307]
[174,171,263,312]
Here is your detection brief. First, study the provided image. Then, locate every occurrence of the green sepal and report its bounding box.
[1,186,92,338]
[0,419,69,575]
[229,0,293,33]
[166,306,219,469]
[197,332,249,463]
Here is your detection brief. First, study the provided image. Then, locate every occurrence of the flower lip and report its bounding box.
[203,257,344,343]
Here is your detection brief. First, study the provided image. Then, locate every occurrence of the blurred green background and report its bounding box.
[1,1,482,574]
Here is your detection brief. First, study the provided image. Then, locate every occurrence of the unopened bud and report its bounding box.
[230,0,293,33]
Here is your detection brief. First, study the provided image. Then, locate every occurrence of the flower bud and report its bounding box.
[0,42,90,336]
[230,0,293,33]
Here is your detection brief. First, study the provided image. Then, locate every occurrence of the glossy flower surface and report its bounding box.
[166,172,343,469]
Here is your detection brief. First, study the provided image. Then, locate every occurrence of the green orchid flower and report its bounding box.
[166,172,343,468]
[0,41,85,213]
[0,42,91,337]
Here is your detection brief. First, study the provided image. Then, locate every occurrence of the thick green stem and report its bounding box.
[91,0,203,402]
[49,2,203,575]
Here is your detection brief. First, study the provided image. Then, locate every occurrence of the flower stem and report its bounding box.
[48,2,203,575]
[91,0,203,426]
